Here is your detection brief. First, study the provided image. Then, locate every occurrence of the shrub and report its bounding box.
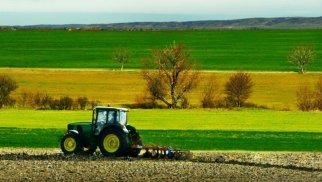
[49,99,60,110]
[3,97,16,108]
[90,100,101,110]
[296,86,315,111]
[133,91,168,109]
[224,72,254,107]
[201,75,219,108]
[180,96,190,109]
[39,94,53,110]
[58,96,74,110]
[134,93,155,109]
[18,91,53,109]
[77,97,89,110]
[18,91,34,108]
[315,77,322,110]
[0,75,18,108]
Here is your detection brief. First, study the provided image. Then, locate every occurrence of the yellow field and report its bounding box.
[2,68,321,110]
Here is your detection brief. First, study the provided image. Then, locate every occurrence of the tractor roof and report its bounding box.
[94,106,129,112]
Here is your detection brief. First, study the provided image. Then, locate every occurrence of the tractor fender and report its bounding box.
[100,125,124,136]
[126,124,137,133]
[68,130,79,135]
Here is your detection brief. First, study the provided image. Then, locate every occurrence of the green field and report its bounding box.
[0,109,321,151]
[1,109,321,132]
[0,30,321,71]
[1,128,321,151]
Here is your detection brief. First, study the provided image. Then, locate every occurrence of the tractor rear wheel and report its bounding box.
[99,129,127,157]
[60,133,82,155]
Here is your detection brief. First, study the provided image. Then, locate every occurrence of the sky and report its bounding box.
[0,0,321,25]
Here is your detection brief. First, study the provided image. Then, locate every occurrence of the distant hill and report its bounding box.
[2,17,322,30]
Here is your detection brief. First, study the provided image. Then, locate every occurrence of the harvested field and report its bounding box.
[0,148,321,181]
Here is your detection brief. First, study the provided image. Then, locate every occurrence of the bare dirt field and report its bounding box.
[0,148,321,181]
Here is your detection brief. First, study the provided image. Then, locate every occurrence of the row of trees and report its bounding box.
[18,91,100,110]
[0,76,100,110]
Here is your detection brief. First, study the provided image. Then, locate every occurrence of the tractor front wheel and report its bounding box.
[99,129,127,157]
[60,133,82,155]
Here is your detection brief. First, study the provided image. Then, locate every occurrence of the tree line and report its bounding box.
[0,77,100,110]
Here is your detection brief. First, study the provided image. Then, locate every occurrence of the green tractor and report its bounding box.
[60,106,142,157]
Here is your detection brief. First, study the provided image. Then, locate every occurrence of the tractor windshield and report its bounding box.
[117,110,127,125]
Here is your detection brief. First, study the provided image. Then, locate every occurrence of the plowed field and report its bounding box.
[0,149,321,181]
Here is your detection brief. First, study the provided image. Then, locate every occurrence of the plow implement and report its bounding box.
[132,145,192,160]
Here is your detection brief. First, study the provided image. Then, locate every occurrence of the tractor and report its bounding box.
[60,106,142,157]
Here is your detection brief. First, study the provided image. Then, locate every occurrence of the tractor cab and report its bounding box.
[92,106,129,135]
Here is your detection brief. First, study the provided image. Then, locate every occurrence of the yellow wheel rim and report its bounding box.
[64,137,77,152]
[103,134,120,153]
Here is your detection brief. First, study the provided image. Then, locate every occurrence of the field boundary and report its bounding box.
[1,67,322,74]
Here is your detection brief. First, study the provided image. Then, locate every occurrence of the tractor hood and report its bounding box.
[67,122,92,132]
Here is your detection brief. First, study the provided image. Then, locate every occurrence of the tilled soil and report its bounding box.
[0,148,321,181]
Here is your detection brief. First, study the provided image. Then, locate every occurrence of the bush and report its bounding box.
[224,72,254,107]
[40,94,54,110]
[58,96,74,110]
[77,97,89,110]
[49,99,60,110]
[201,75,219,108]
[90,100,101,110]
[180,96,190,109]
[296,86,315,111]
[315,77,322,110]
[0,75,18,108]
[18,91,34,108]
[133,91,167,109]
[3,97,16,108]
[18,91,53,109]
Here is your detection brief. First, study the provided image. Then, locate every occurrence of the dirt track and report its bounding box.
[0,149,321,181]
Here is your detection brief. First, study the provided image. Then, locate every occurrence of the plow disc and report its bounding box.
[131,145,192,160]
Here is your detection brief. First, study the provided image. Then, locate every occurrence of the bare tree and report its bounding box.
[201,75,220,108]
[142,43,199,108]
[288,45,314,74]
[0,75,18,108]
[112,48,131,71]
[224,72,253,107]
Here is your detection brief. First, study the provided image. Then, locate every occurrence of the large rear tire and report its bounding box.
[60,133,82,155]
[99,129,127,157]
